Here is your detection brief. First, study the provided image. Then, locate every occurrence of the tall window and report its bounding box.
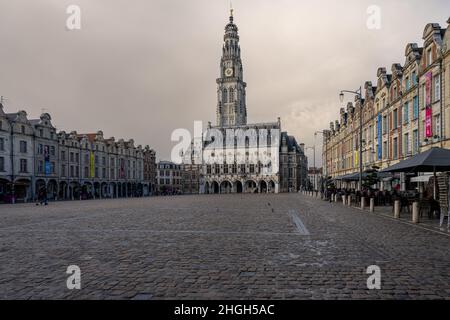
[427,49,432,66]
[413,130,419,154]
[222,88,228,103]
[422,85,426,108]
[403,102,409,124]
[434,76,440,101]
[403,133,409,156]
[393,109,398,129]
[19,140,27,153]
[435,114,441,138]
[20,159,27,173]
[413,96,419,120]
[38,160,44,173]
[393,137,398,159]
[382,116,388,134]
[0,137,4,151]
[0,157,4,171]
[412,71,417,86]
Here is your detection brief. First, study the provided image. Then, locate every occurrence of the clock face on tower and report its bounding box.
[225,68,233,77]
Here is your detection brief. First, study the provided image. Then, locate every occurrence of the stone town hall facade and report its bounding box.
[183,11,308,194]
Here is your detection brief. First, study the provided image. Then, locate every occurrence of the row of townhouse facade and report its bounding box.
[156,161,183,195]
[322,19,450,187]
[0,104,157,203]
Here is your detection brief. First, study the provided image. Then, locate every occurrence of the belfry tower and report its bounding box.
[216,9,247,127]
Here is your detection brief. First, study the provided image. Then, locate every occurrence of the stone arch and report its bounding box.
[14,178,32,202]
[69,181,80,200]
[0,178,11,203]
[47,179,58,200]
[260,180,268,193]
[245,180,258,193]
[143,183,149,196]
[235,180,243,193]
[93,182,101,198]
[100,182,108,198]
[137,183,143,197]
[205,182,210,194]
[220,180,232,194]
[212,181,220,194]
[122,182,127,197]
[127,182,132,197]
[268,180,276,193]
[35,179,46,199]
[82,182,93,200]
[110,182,117,198]
[59,181,68,200]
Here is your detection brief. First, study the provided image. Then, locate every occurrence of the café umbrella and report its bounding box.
[380,147,450,198]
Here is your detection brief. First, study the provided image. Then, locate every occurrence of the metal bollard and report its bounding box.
[361,197,366,210]
[394,200,400,218]
[412,202,419,223]
[370,198,374,212]
[347,195,352,206]
[342,195,346,204]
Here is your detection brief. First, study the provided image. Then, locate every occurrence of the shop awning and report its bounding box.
[380,147,450,173]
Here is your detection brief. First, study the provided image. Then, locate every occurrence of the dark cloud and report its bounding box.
[0,0,448,164]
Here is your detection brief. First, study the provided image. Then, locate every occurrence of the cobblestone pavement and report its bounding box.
[1,194,449,300]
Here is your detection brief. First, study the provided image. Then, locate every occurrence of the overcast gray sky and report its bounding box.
[0,0,449,164]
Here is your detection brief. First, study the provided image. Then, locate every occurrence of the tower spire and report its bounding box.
[229,2,233,22]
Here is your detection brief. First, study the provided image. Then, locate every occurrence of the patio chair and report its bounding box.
[418,199,431,219]
[439,208,450,228]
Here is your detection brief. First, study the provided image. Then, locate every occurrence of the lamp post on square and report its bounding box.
[340,87,363,191]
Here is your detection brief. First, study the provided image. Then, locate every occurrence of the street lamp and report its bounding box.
[339,87,363,191]
[315,130,327,194]
[305,145,315,191]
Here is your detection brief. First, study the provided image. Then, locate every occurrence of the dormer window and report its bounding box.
[21,125,25,134]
